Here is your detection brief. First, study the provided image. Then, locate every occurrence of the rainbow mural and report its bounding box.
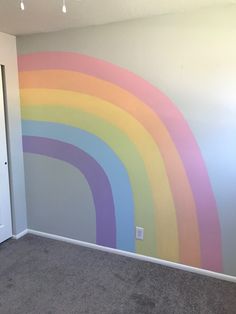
[18,52,222,272]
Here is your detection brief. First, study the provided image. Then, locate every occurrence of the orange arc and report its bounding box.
[19,70,201,267]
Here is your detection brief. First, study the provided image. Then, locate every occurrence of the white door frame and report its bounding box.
[0,65,12,243]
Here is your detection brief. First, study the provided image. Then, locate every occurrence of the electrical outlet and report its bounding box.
[136,227,144,240]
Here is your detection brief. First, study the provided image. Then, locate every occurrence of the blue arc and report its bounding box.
[22,120,135,252]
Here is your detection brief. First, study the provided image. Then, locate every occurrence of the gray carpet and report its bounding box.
[0,235,236,314]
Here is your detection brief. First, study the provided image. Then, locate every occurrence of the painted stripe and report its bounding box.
[22,120,135,252]
[22,136,116,248]
[19,69,201,267]
[21,106,158,259]
[18,52,222,271]
[21,88,180,262]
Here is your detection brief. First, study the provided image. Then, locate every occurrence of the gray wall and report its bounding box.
[24,154,96,242]
[17,6,236,275]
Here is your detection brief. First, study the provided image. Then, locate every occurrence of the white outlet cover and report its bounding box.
[136,227,144,240]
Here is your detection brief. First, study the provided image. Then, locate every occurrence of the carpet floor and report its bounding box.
[0,235,235,314]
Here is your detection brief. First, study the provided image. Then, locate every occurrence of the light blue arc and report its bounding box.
[22,120,135,252]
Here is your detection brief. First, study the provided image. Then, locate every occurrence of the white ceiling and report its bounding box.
[0,0,235,36]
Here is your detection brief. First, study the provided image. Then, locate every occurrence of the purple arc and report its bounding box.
[23,135,116,248]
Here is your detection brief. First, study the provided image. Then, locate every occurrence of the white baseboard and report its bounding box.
[12,229,28,240]
[27,228,236,283]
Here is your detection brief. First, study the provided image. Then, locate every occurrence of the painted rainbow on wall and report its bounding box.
[18,52,222,272]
